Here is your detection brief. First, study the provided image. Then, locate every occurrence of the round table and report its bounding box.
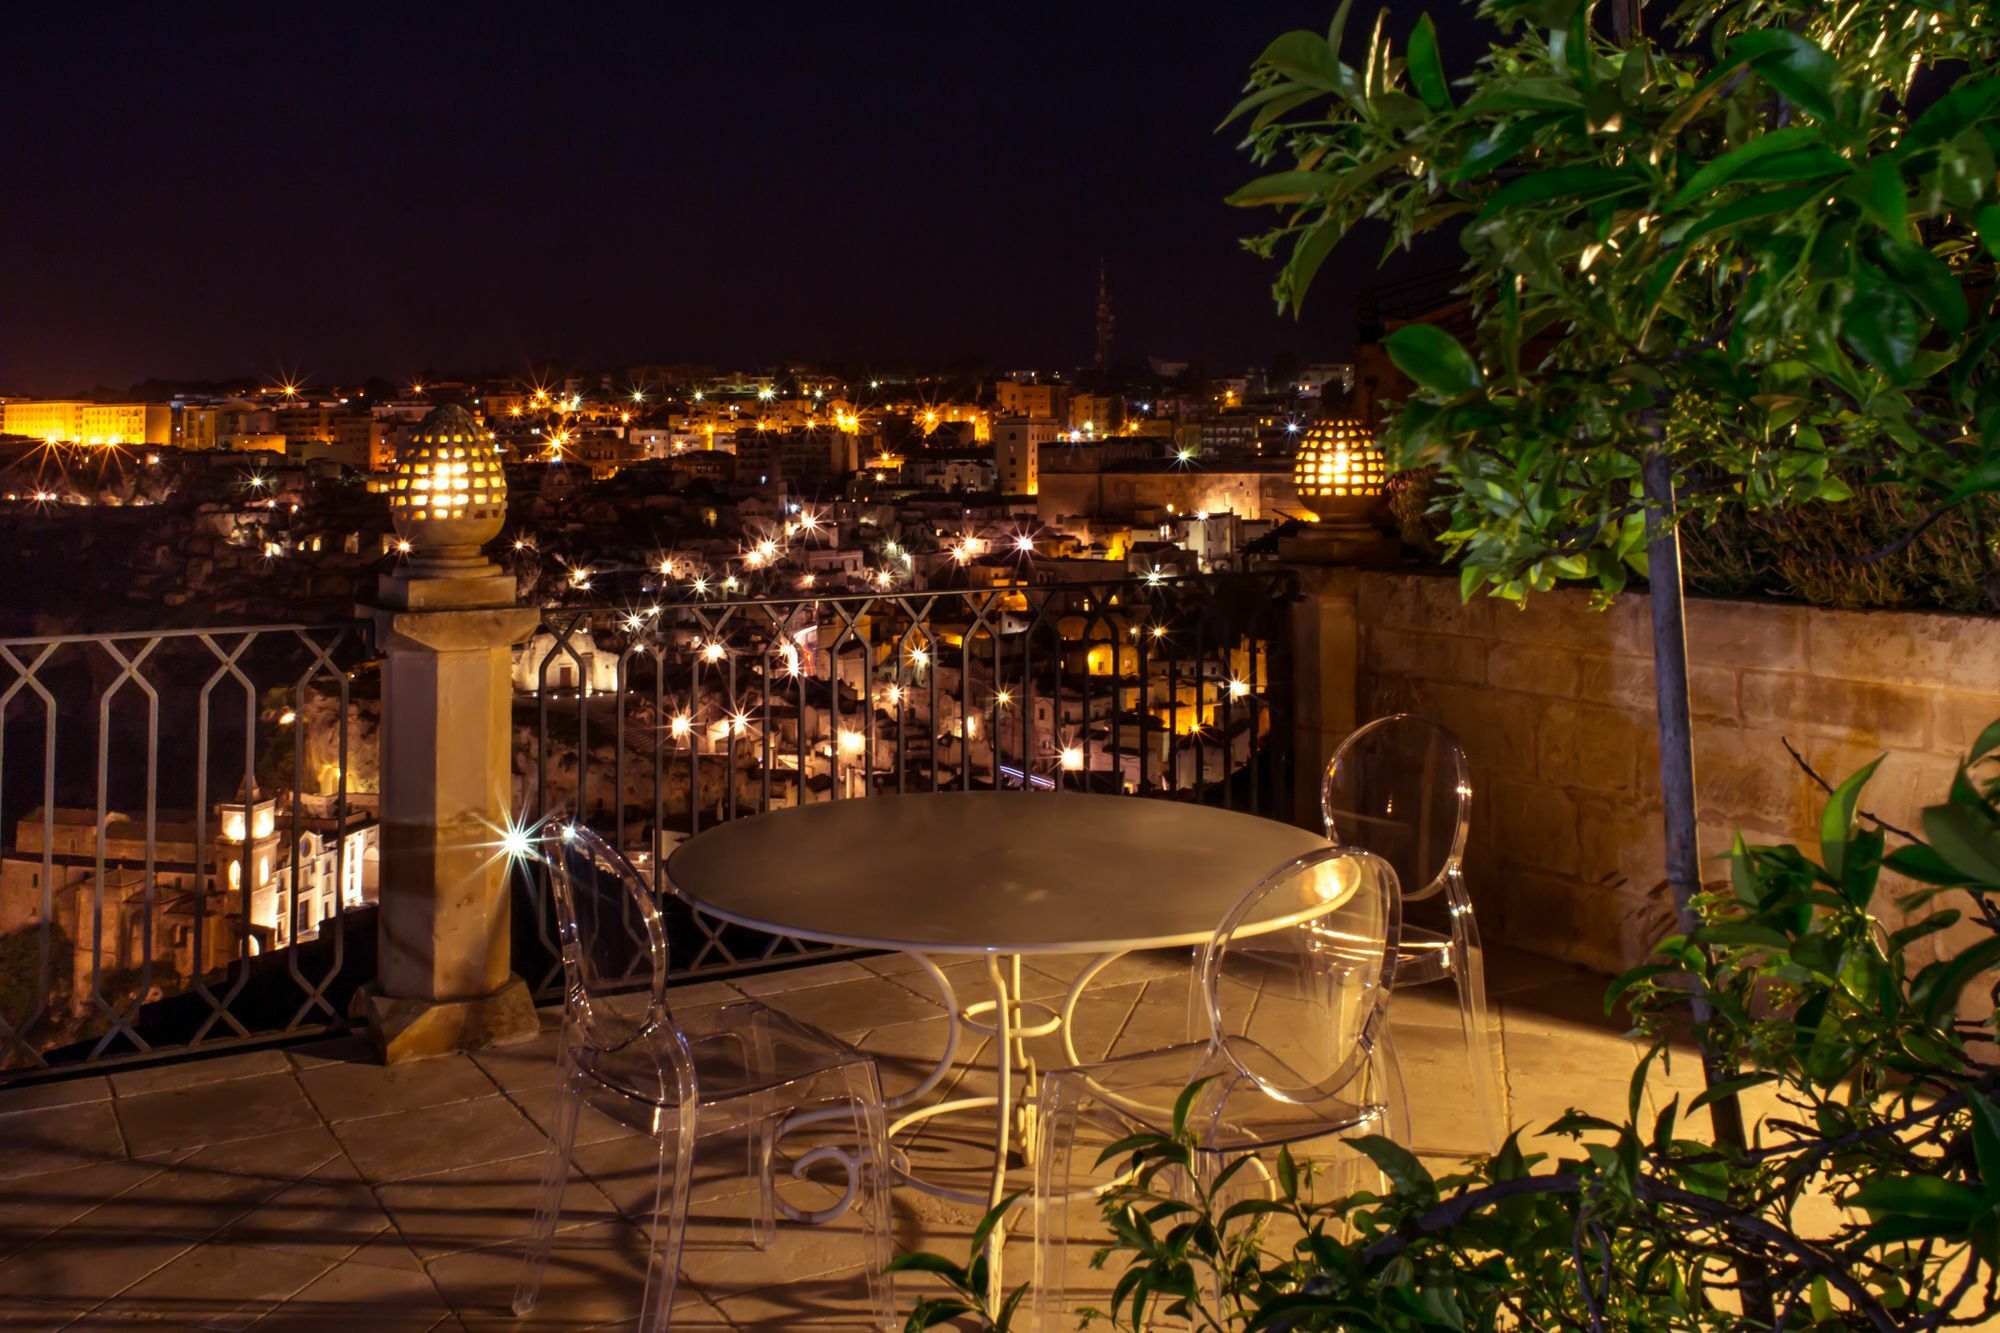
[665,791,1330,1306]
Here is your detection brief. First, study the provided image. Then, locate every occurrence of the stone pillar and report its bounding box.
[358,586,541,1061]
[1285,564,1362,830]
[357,403,541,1062]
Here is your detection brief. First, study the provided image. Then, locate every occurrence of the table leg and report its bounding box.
[984,954,1012,1319]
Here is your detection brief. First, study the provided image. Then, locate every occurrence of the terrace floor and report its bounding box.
[0,945,1682,1331]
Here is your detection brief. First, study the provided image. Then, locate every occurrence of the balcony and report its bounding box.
[5,559,1985,1327]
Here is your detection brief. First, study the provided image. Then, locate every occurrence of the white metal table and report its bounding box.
[664,790,1330,1307]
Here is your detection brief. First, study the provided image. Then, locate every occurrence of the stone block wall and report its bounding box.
[1340,570,2000,975]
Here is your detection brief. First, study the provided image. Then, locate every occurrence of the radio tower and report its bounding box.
[1093,259,1114,369]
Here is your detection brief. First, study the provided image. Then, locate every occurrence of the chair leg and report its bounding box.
[1032,1074,1081,1333]
[745,1028,778,1251]
[639,1100,698,1333]
[1450,920,1507,1153]
[838,1061,896,1330]
[513,1059,584,1317]
[1376,1038,1413,1150]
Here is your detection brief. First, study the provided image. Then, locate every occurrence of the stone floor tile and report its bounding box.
[430,1219,719,1330]
[667,978,751,1007]
[0,1100,127,1184]
[752,977,943,1038]
[208,1154,393,1264]
[296,1051,501,1123]
[888,956,1073,1010]
[727,960,877,996]
[468,1027,562,1096]
[673,1185,878,1303]
[333,1095,547,1184]
[107,1048,294,1098]
[376,1150,622,1262]
[568,1127,763,1219]
[505,1083,648,1150]
[81,1124,345,1242]
[255,1246,455,1331]
[116,1073,321,1159]
[0,1074,112,1117]
[93,1239,331,1329]
[0,1224,195,1310]
[713,1275,891,1329]
[0,1155,175,1263]
[1499,972,1636,1038]
[0,1297,91,1328]
[342,1228,430,1272]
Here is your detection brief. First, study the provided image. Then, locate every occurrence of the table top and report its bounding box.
[664,791,1333,955]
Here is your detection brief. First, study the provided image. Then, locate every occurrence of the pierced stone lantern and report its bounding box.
[389,403,507,579]
[378,396,512,600]
[1287,400,1395,564]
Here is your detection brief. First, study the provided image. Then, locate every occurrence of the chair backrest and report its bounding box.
[539,821,679,1057]
[1321,714,1469,901]
[1197,846,1400,1107]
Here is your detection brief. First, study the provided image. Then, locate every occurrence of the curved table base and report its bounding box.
[769,947,1162,1315]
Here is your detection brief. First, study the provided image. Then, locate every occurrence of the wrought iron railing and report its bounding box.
[0,571,1299,1083]
[515,571,1299,996]
[0,623,373,1082]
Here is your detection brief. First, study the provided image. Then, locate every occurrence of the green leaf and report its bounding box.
[1348,1135,1433,1194]
[969,1192,1023,1268]
[1923,803,2000,883]
[1384,324,1483,396]
[1667,127,1831,210]
[1915,935,2000,1023]
[1875,237,1969,336]
[1843,261,1923,381]
[1225,169,1332,207]
[903,1296,978,1329]
[1969,1093,2000,1197]
[1844,157,1910,235]
[1689,1073,1778,1112]
[1477,164,1647,220]
[1678,182,1820,248]
[1885,843,1977,887]
[1820,754,1884,886]
[1731,29,1838,123]
[1171,1077,1214,1138]
[1604,962,1674,1012]
[1450,118,1546,183]
[1274,1143,1298,1198]
[1406,14,1451,111]
[887,1252,967,1283]
[1905,77,2000,150]
[1848,1175,1987,1221]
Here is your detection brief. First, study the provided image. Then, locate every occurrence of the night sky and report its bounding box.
[0,2,1471,394]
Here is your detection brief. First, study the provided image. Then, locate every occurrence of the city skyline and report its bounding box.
[0,2,1468,394]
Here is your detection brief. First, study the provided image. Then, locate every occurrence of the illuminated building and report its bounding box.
[994,379,1069,421]
[993,417,1058,497]
[1,400,173,445]
[0,796,380,1012]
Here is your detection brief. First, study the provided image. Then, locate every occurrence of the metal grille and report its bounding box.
[0,572,1299,1083]
[0,624,372,1082]
[516,571,1299,996]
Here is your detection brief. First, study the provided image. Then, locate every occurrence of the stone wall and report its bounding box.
[1306,568,2000,976]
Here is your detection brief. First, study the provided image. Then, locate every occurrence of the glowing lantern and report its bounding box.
[388,404,506,573]
[1292,411,1386,523]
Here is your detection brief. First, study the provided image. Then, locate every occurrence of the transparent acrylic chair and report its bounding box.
[1031,847,1403,1331]
[1322,713,1505,1153]
[512,822,895,1332]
